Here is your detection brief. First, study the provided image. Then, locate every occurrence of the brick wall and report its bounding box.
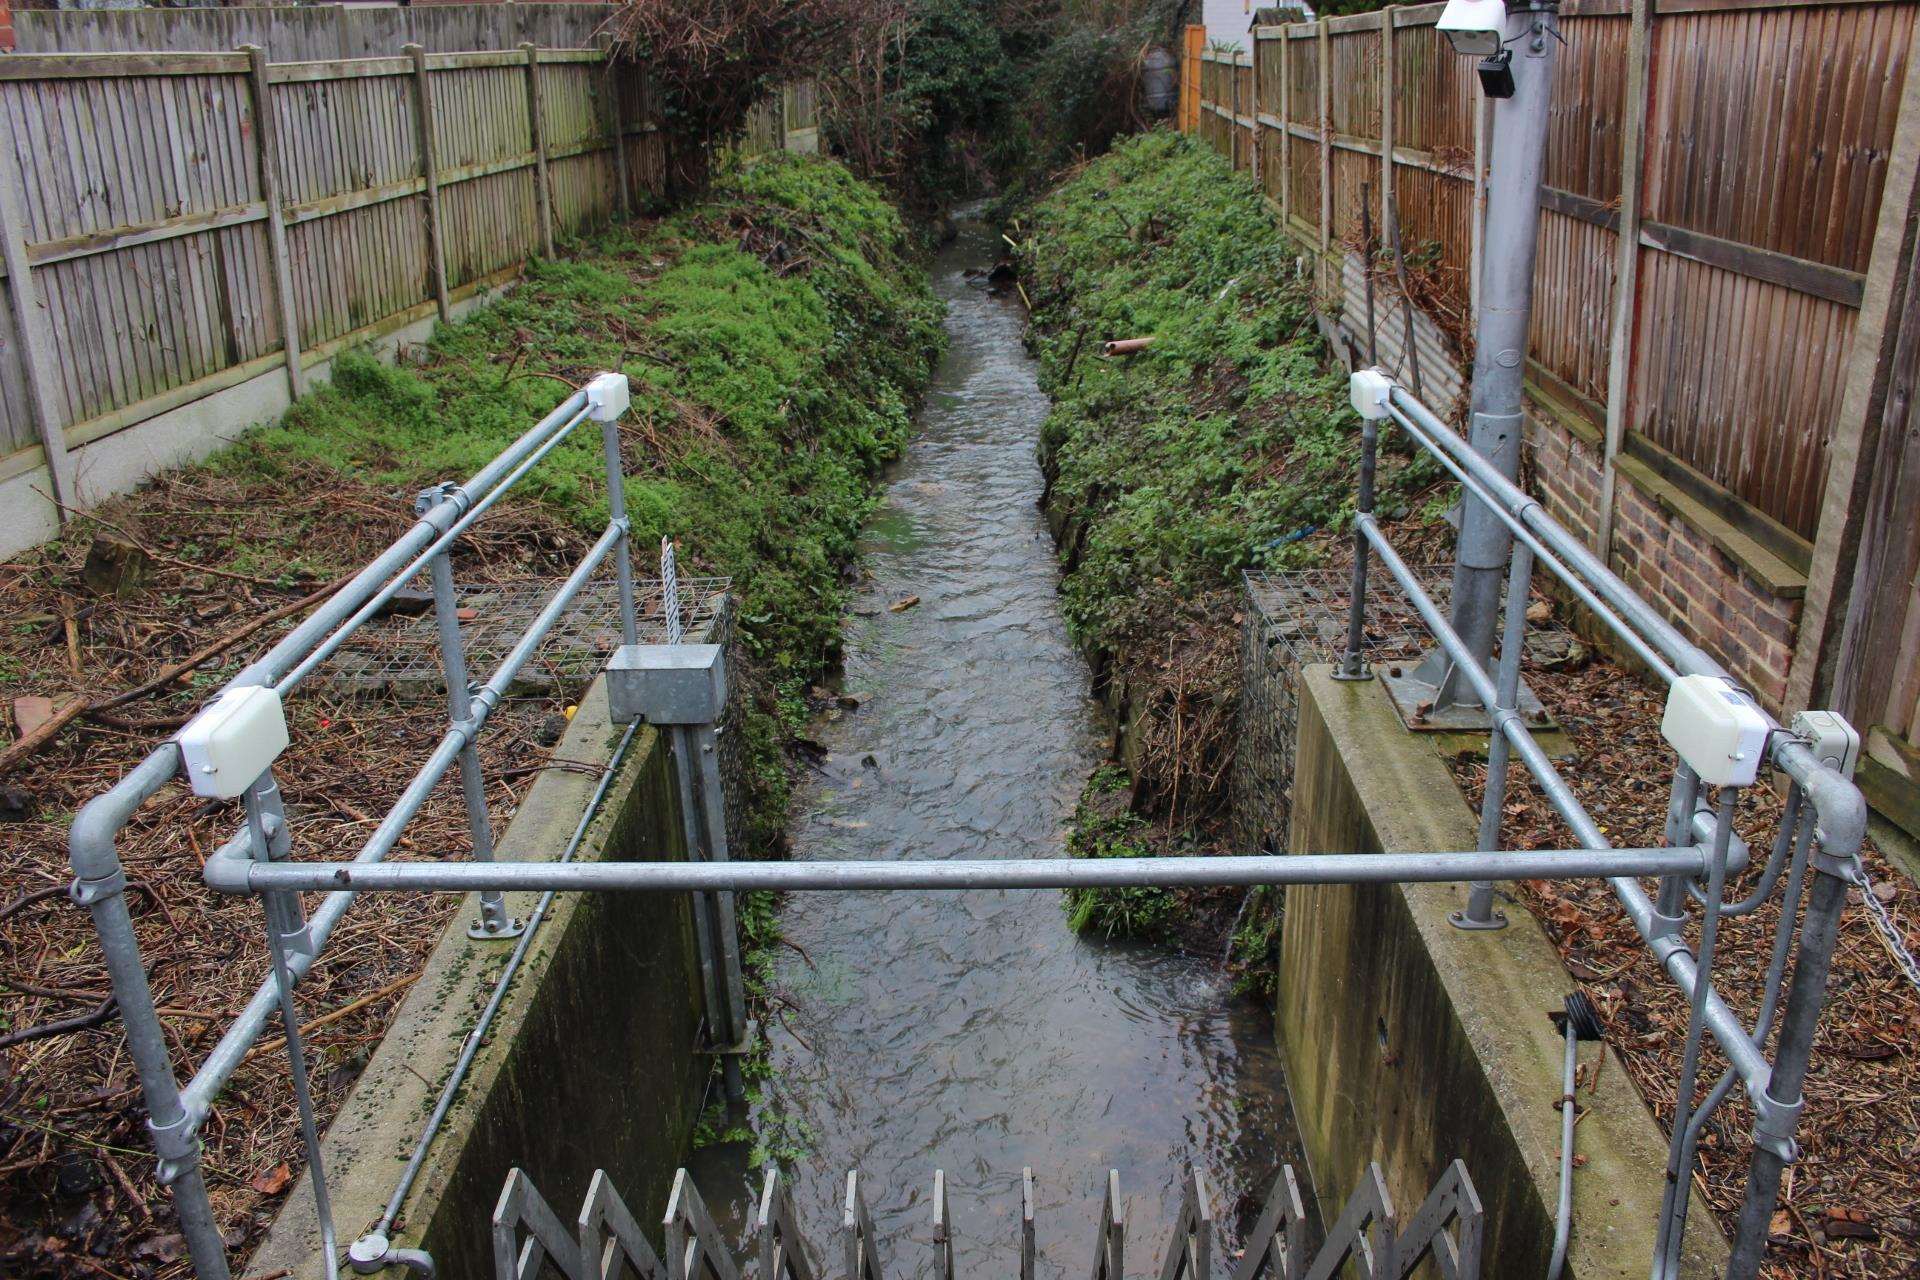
[1,0,14,53]
[1524,412,1802,711]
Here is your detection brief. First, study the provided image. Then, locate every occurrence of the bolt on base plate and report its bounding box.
[1448,908,1510,931]
[467,916,527,941]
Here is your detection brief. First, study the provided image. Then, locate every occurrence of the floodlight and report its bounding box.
[1437,0,1508,55]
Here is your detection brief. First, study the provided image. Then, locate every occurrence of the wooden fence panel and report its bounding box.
[1645,2,1912,276]
[0,65,273,431]
[1196,0,1920,547]
[0,33,807,510]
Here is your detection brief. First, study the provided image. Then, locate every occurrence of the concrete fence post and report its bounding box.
[406,44,453,323]
[524,42,555,257]
[242,44,307,400]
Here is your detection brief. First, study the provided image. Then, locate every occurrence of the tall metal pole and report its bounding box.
[1421,1,1560,710]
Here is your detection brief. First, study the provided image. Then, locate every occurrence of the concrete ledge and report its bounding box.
[249,674,705,1278]
[1277,665,1725,1277]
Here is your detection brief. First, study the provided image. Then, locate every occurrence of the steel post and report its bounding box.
[668,725,726,1053]
[1421,6,1560,710]
[1337,419,1378,680]
[245,773,340,1280]
[1726,869,1850,1276]
[420,489,522,941]
[694,722,749,1101]
[1455,539,1534,928]
[601,416,640,647]
[68,751,232,1280]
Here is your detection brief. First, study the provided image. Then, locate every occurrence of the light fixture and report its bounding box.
[1436,0,1508,56]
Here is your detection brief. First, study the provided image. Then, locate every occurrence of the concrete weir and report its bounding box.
[1280,664,1727,1277]
[250,676,706,1278]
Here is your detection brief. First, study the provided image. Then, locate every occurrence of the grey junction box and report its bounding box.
[607,643,728,725]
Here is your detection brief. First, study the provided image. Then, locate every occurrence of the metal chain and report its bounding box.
[1844,854,1920,995]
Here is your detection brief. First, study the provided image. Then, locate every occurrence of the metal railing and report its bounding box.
[69,369,1867,1279]
[1340,373,1869,1279]
[67,375,643,1280]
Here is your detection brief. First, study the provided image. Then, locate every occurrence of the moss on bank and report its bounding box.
[1017,132,1434,946]
[232,152,944,849]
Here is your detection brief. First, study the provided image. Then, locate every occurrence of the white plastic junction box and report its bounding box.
[585,371,631,422]
[1790,709,1861,779]
[1660,674,1771,787]
[176,685,289,798]
[1349,367,1394,421]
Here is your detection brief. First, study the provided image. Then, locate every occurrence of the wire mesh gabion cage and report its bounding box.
[1233,566,1577,856]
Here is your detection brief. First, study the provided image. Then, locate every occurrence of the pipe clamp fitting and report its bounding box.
[147,1112,202,1184]
[69,868,128,907]
[1750,1091,1803,1162]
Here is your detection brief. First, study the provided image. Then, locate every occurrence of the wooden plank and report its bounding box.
[523,43,555,258]
[424,50,530,72]
[19,200,267,271]
[1638,219,1865,308]
[1789,8,1920,713]
[408,44,453,323]
[0,52,251,80]
[1279,17,1291,219]
[243,45,305,399]
[0,128,76,511]
[268,58,412,85]
[1318,20,1332,292]
[1574,0,1635,564]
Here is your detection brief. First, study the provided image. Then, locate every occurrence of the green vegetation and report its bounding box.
[1020,131,1436,946]
[1020,130,1432,656]
[224,153,943,849]
[1062,766,1177,938]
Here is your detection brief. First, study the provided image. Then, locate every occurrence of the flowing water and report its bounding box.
[690,220,1304,1277]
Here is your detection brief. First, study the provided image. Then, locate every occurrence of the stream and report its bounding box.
[689,218,1305,1277]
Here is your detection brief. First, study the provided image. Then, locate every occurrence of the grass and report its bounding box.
[1017,131,1438,944]
[222,151,945,850]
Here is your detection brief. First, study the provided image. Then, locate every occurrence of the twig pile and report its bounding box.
[1449,658,1920,1277]
[0,465,594,1277]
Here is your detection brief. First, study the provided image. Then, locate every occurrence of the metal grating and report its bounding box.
[1232,566,1576,854]
[317,575,732,697]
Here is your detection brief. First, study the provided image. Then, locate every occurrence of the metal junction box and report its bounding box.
[607,643,728,725]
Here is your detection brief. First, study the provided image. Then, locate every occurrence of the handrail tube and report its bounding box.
[1387,385,1720,681]
[209,847,1710,894]
[183,521,626,1115]
[275,403,594,693]
[1384,401,1681,684]
[1358,516,1773,1092]
[236,390,590,694]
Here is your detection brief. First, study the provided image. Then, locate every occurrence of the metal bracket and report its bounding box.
[69,868,128,907]
[148,1112,203,1186]
[467,913,528,941]
[1448,906,1509,930]
[1749,1090,1804,1163]
[696,1017,761,1059]
[1330,658,1373,682]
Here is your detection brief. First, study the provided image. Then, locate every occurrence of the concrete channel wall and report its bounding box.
[1278,665,1726,1276]
[250,675,707,1278]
